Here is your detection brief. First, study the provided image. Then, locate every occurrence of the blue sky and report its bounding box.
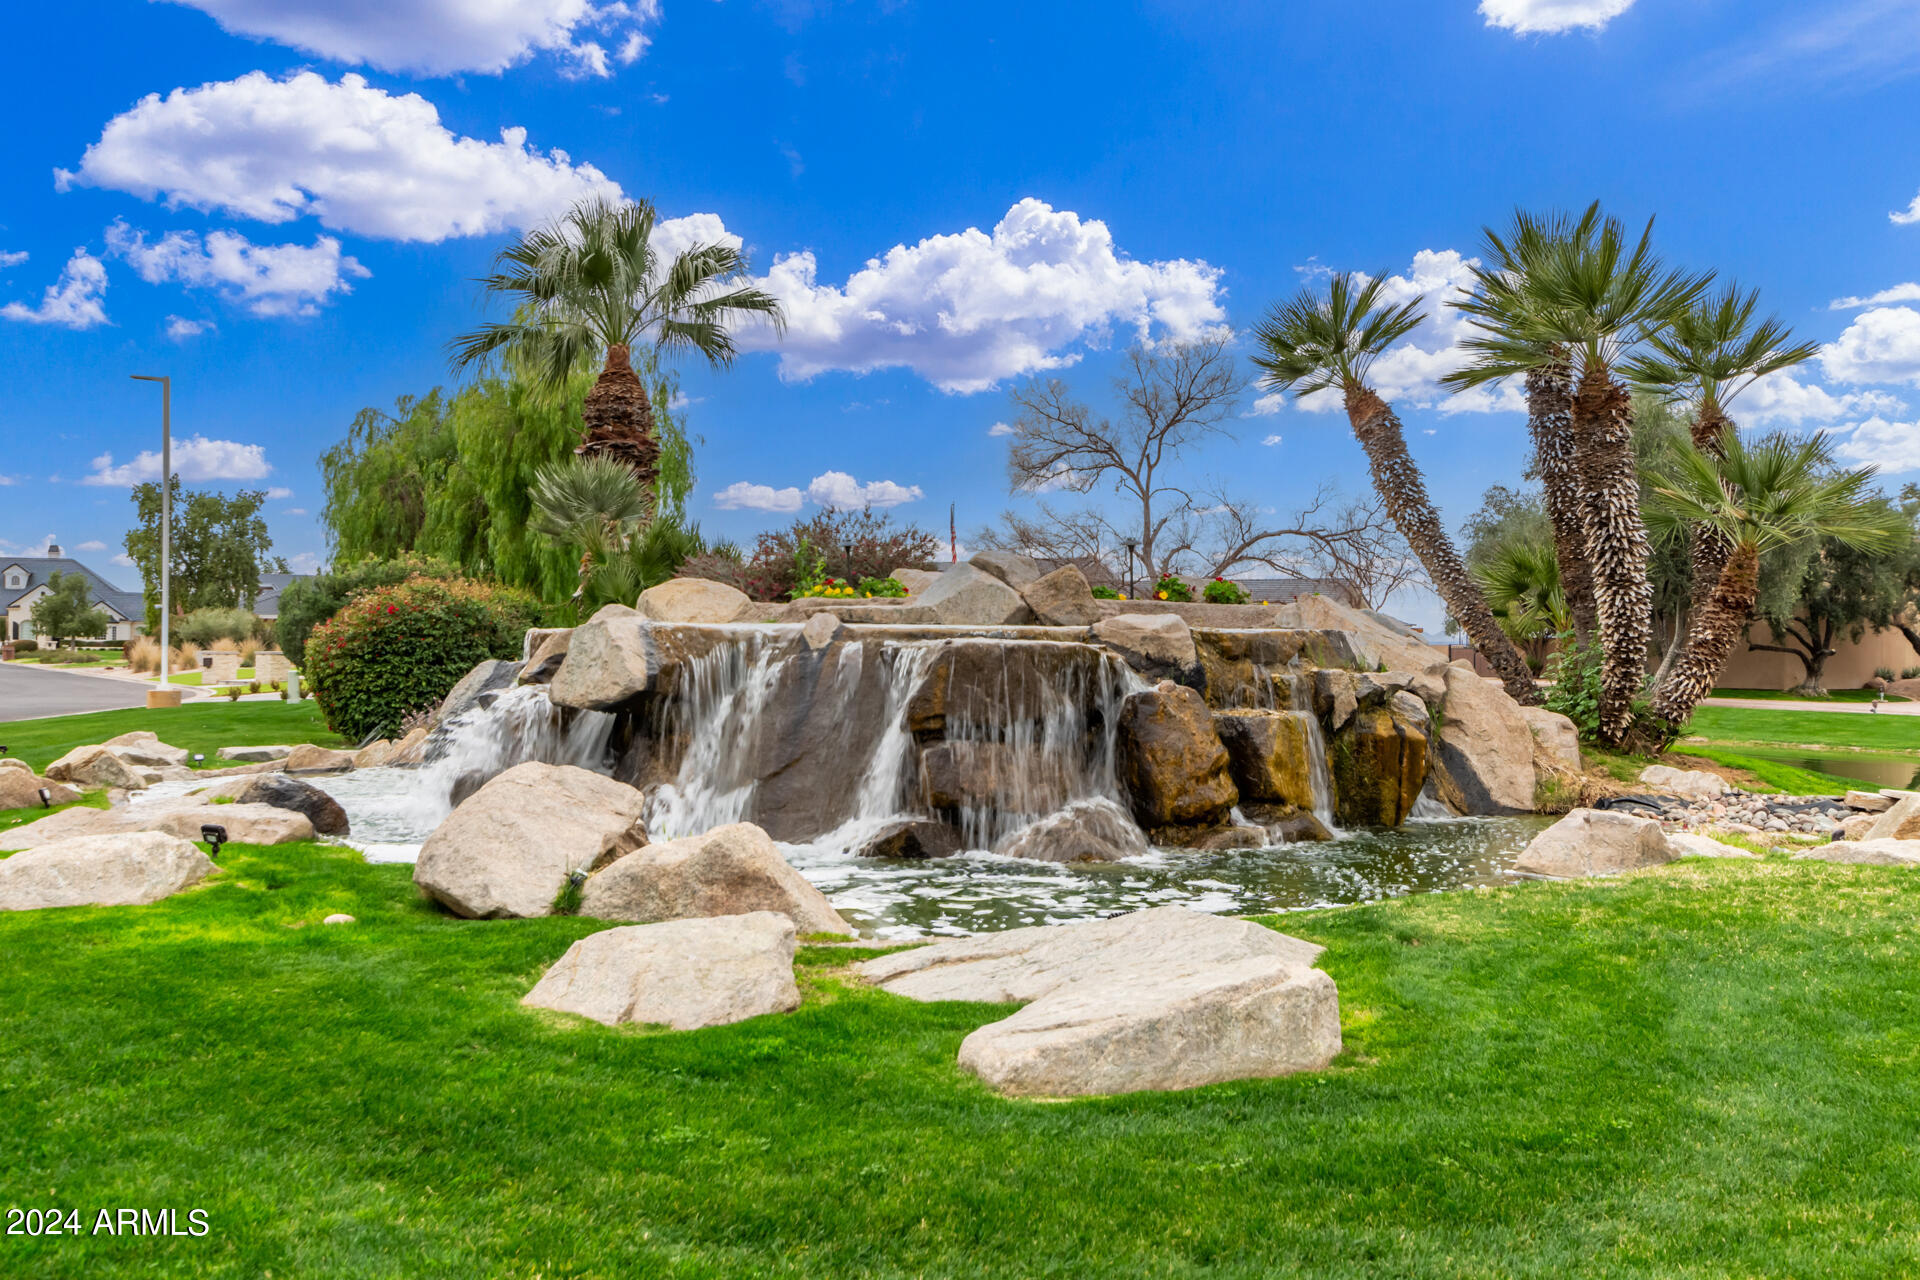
[3,0,1919,630]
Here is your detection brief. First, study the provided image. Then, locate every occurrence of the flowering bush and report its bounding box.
[1153,575,1194,603]
[681,508,940,601]
[1202,577,1249,605]
[858,576,908,598]
[304,576,540,741]
[798,577,861,599]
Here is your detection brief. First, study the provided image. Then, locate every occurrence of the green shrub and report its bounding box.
[10,639,38,653]
[857,576,908,598]
[1904,667,1920,681]
[175,607,257,647]
[221,685,244,702]
[1543,637,1604,741]
[303,576,540,741]
[1090,584,1123,600]
[275,554,466,668]
[1153,575,1193,603]
[1201,577,1249,605]
[1873,666,1898,683]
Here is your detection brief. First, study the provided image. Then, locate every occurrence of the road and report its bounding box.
[0,661,159,722]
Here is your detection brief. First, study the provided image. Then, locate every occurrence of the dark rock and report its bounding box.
[1117,681,1237,827]
[854,819,963,859]
[236,774,350,837]
[919,742,1068,814]
[997,799,1148,863]
[1213,709,1319,810]
[1191,628,1361,707]
[904,640,1116,735]
[1242,804,1333,843]
[1328,703,1428,827]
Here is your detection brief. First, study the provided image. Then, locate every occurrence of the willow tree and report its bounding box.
[1444,205,1707,743]
[1251,273,1541,705]
[1644,432,1903,728]
[449,197,783,491]
[1624,286,1817,630]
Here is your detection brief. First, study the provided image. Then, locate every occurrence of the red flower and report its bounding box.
[387,605,397,614]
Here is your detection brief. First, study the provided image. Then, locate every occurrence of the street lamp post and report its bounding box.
[131,375,171,701]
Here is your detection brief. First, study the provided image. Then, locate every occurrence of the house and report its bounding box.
[252,572,310,621]
[3,545,145,643]
[1229,577,1365,608]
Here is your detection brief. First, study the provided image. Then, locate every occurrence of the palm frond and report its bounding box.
[1250,272,1424,400]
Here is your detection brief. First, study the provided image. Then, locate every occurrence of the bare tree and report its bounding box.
[1004,340,1243,576]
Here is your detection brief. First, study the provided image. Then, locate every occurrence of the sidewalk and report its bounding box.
[1705,697,1920,717]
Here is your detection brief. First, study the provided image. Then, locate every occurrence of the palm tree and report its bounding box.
[1474,534,1568,670]
[1251,273,1542,705]
[450,197,784,492]
[1624,286,1817,631]
[1448,208,1599,645]
[529,454,655,605]
[1443,204,1709,744]
[1643,431,1903,728]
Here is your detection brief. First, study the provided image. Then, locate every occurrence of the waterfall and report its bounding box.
[1288,678,1339,831]
[409,685,616,826]
[642,631,797,839]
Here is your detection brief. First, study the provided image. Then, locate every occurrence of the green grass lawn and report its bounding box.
[5,844,1920,1277]
[1707,686,1909,703]
[1667,745,1864,794]
[1683,706,1920,754]
[0,701,345,774]
[8,651,122,667]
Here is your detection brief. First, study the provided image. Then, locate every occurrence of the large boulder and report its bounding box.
[1519,707,1582,772]
[579,822,849,935]
[914,562,1034,626]
[903,639,1112,736]
[1639,764,1728,801]
[890,567,940,595]
[351,739,394,769]
[1846,791,1896,814]
[1427,666,1538,816]
[996,798,1150,863]
[438,658,524,725]
[637,577,756,624]
[0,802,315,853]
[1020,563,1103,628]
[1212,709,1318,811]
[1794,839,1920,866]
[919,742,1067,815]
[44,745,148,791]
[102,735,190,768]
[548,604,651,711]
[0,770,78,810]
[1668,831,1756,859]
[235,774,350,836]
[521,913,801,1030]
[413,762,650,919]
[1117,682,1237,827]
[968,550,1045,593]
[1091,613,1198,682]
[1273,593,1444,673]
[0,832,218,911]
[519,628,574,685]
[1512,808,1677,878]
[217,745,292,763]
[852,819,963,859]
[859,907,1340,1097]
[1866,793,1920,842]
[284,744,355,774]
[1328,701,1429,827]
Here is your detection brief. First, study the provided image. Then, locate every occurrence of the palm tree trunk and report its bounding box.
[1651,405,1736,715]
[578,343,660,491]
[1526,352,1598,646]
[1344,386,1541,705]
[1570,367,1654,744]
[1648,544,1758,726]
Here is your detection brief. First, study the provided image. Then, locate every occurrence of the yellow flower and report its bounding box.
[1156,590,1167,600]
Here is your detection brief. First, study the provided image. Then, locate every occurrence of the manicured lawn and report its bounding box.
[5,844,1920,1277]
[1707,687,1909,703]
[0,701,344,774]
[7,651,122,667]
[1668,745,1864,794]
[1683,706,1920,753]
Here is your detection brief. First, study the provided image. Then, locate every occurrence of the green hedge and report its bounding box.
[303,576,539,741]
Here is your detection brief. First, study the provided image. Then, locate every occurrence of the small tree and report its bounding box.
[124,479,282,631]
[1751,498,1920,698]
[30,572,109,648]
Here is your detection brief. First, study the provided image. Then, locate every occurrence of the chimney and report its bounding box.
[46,544,61,557]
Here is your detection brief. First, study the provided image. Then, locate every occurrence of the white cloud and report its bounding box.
[59,71,623,243]
[286,551,322,573]
[158,0,662,78]
[1830,282,1920,309]
[1896,195,1920,227]
[107,222,369,317]
[0,249,27,268]
[1740,371,1907,426]
[1,249,109,330]
[0,535,59,556]
[1820,306,1920,386]
[1831,415,1920,472]
[1244,392,1285,418]
[83,435,271,486]
[987,422,1015,437]
[735,198,1227,393]
[111,552,136,567]
[283,507,309,516]
[1479,0,1636,34]
[165,316,213,340]
[0,474,17,485]
[712,481,803,513]
[76,540,108,551]
[266,487,294,499]
[1261,434,1283,447]
[1288,248,1525,417]
[804,471,923,509]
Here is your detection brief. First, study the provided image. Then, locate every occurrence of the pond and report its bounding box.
[1717,746,1920,791]
[263,769,1552,940]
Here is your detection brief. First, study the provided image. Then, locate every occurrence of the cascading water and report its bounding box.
[1288,677,1339,831]
[412,685,616,824]
[643,631,802,839]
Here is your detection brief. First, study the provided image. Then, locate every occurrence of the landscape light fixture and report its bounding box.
[842,541,854,581]
[191,753,205,764]
[1122,539,1138,601]
[37,788,52,808]
[201,824,229,857]
[0,745,8,756]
